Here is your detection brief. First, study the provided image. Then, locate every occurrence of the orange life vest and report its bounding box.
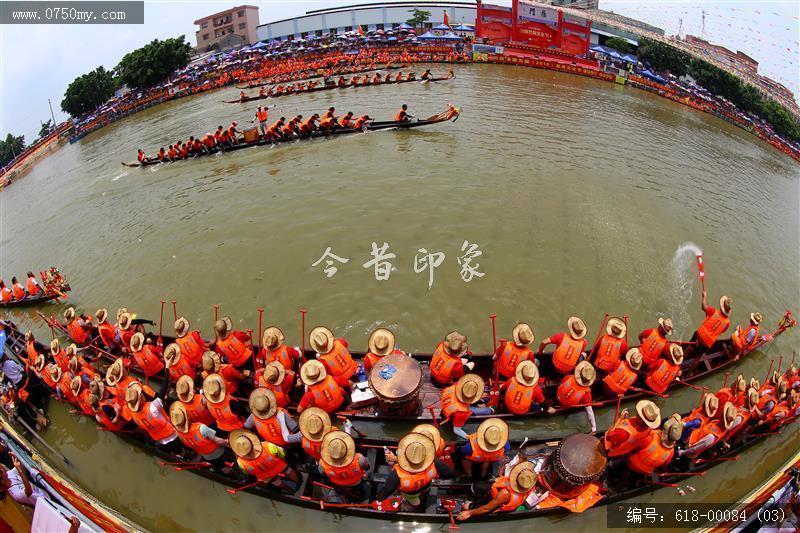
[117,328,134,351]
[645,358,680,394]
[177,423,220,456]
[318,341,357,380]
[593,334,624,373]
[394,463,437,493]
[490,476,531,512]
[52,349,70,372]
[130,402,176,442]
[95,399,125,431]
[256,109,269,122]
[133,345,165,377]
[238,448,287,481]
[556,375,591,407]
[265,345,294,371]
[168,352,197,381]
[627,430,675,474]
[216,332,252,368]
[638,329,667,366]
[552,335,584,374]
[302,437,323,460]
[765,401,789,428]
[440,384,471,422]
[97,322,116,348]
[75,390,93,415]
[182,395,215,426]
[25,341,38,366]
[503,377,540,415]
[26,277,41,295]
[696,309,730,348]
[67,320,89,344]
[252,408,289,446]
[465,433,505,463]
[40,366,58,389]
[206,396,242,431]
[320,454,364,487]
[496,342,533,379]
[430,343,461,384]
[603,417,649,457]
[602,361,638,395]
[307,376,346,413]
[688,418,724,447]
[176,333,205,366]
[11,284,25,300]
[0,288,11,303]
[395,110,407,122]
[731,324,759,354]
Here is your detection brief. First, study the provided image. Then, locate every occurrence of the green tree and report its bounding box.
[116,36,192,90]
[604,37,633,54]
[38,119,53,139]
[406,9,431,27]
[61,66,117,117]
[636,37,690,76]
[0,133,26,167]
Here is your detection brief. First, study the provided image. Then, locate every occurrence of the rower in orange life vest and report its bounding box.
[230,429,300,490]
[352,114,371,130]
[169,401,229,469]
[200,350,248,395]
[395,104,413,123]
[377,431,454,510]
[94,308,118,350]
[337,112,354,129]
[126,380,180,450]
[254,361,292,407]
[730,312,762,357]
[136,149,150,163]
[363,328,405,373]
[297,360,350,414]
[174,375,215,426]
[64,307,93,346]
[49,365,78,404]
[494,322,536,380]
[457,418,510,478]
[591,317,628,373]
[309,326,358,382]
[67,349,97,383]
[627,414,683,475]
[715,373,746,407]
[10,277,25,300]
[0,281,10,303]
[70,377,94,415]
[163,343,197,382]
[690,294,732,355]
[49,339,70,372]
[441,374,492,439]
[678,394,726,459]
[23,331,39,367]
[129,332,164,378]
[174,317,208,368]
[721,388,762,444]
[760,380,790,430]
[557,361,598,432]
[239,90,247,103]
[785,365,800,392]
[26,272,42,297]
[318,108,337,131]
[298,407,336,460]
[457,461,540,521]
[260,326,301,374]
[602,348,643,397]
[88,387,125,432]
[115,312,135,352]
[756,372,783,413]
[538,316,589,376]
[264,118,285,140]
[500,360,550,415]
[202,373,244,432]
[430,331,475,387]
[35,356,59,390]
[603,400,661,457]
[645,343,684,395]
[298,114,320,135]
[244,388,302,447]
[318,430,371,502]
[213,317,254,370]
[637,317,673,368]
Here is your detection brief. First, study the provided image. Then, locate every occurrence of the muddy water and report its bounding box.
[1,63,798,531]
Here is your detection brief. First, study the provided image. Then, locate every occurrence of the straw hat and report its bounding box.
[170,401,190,433]
[475,418,508,453]
[118,313,132,330]
[49,365,62,383]
[321,430,356,467]
[201,351,222,374]
[249,388,278,419]
[733,374,746,393]
[202,374,227,404]
[635,400,661,429]
[116,308,128,321]
[88,378,105,398]
[722,401,737,429]
[625,348,643,371]
[396,432,435,473]
[300,360,327,386]
[214,317,233,338]
[130,332,145,352]
[49,339,60,355]
[96,308,109,323]
[34,355,46,372]
[64,307,76,321]
[411,424,443,452]
[24,331,33,342]
[703,393,720,418]
[658,317,674,335]
[66,343,77,356]
[750,378,760,391]
[70,376,82,396]
[661,416,683,446]
[262,327,285,350]
[105,358,125,386]
[790,390,800,407]
[174,317,190,337]
[515,360,539,387]
[125,382,144,412]
[778,379,788,397]
[509,461,537,493]
[230,429,262,460]
[512,323,534,347]
[574,361,596,387]
[163,343,182,368]
[606,317,626,339]
[455,374,484,404]
[669,344,684,365]
[750,312,762,326]
[747,387,759,408]
[68,356,80,374]
[175,375,196,402]
[719,295,732,317]
[309,326,335,354]
[299,407,331,442]
[567,316,587,340]
[262,361,286,386]
[443,331,468,356]
[368,328,395,356]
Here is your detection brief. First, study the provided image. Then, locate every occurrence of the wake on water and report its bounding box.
[669,242,704,337]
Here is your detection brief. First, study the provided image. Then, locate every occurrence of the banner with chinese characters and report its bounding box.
[475,2,513,44]
[512,1,560,49]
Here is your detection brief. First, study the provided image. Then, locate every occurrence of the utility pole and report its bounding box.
[48,98,56,130]
[677,17,683,39]
[701,9,706,39]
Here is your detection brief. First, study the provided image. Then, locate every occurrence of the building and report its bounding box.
[683,35,758,77]
[195,5,260,51]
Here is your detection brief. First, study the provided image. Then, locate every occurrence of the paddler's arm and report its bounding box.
[537,337,554,354]
[457,490,509,520]
[10,455,32,498]
[452,424,469,440]
[278,411,302,444]
[156,369,171,399]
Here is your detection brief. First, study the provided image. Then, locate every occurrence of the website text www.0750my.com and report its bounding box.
[12,7,125,22]
[0,1,143,24]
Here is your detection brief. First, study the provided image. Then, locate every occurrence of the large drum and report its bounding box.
[540,433,608,499]
[368,354,423,416]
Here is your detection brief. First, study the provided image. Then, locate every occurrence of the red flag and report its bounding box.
[357,25,364,35]
[443,10,450,27]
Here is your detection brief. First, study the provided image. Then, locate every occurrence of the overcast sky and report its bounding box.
[1,0,797,141]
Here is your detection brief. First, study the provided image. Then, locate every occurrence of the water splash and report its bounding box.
[669,242,704,336]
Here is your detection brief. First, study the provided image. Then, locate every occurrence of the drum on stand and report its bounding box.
[368,354,423,416]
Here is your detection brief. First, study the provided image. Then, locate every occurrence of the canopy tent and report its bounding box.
[439,32,462,40]
[452,23,474,31]
[638,70,668,84]
[417,31,440,40]
[431,23,451,31]
[396,23,414,30]
[250,41,269,49]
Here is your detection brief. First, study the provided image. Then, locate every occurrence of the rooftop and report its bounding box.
[194,5,258,25]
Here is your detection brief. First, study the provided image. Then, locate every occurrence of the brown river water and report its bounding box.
[0,63,798,531]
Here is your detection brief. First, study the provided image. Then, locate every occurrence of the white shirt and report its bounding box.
[7,467,46,507]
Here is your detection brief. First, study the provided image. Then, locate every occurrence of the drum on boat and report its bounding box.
[368,353,423,416]
[540,433,608,498]
[243,128,260,143]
